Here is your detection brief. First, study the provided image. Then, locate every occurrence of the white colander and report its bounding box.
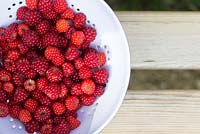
[0,0,130,133]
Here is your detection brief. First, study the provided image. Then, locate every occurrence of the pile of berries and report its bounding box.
[0,0,109,133]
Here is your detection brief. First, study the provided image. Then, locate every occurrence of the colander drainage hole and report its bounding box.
[87,20,90,24]
[77,8,80,11]
[71,4,74,7]
[19,1,23,4]
[12,3,16,6]
[92,24,95,27]
[8,7,11,10]
[9,15,12,18]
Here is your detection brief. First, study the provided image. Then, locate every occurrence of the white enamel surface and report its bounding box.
[0,0,130,134]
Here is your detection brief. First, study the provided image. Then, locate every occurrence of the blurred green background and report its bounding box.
[105,0,200,90]
[106,0,200,11]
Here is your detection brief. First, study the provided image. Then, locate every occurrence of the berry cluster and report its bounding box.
[0,0,109,133]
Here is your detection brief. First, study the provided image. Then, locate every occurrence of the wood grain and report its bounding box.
[103,90,200,134]
[117,12,200,69]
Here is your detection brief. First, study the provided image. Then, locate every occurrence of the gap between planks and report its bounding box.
[117,12,200,69]
[102,90,200,134]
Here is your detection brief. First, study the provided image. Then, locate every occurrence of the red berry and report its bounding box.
[0,70,11,82]
[24,10,42,26]
[79,66,92,79]
[18,43,29,54]
[97,52,106,67]
[24,98,38,113]
[65,110,77,118]
[0,90,8,102]
[46,66,63,83]
[71,83,83,96]
[0,103,9,117]
[93,68,109,84]
[24,79,36,92]
[63,77,73,88]
[36,77,48,91]
[74,13,86,29]
[83,51,99,68]
[71,31,85,47]
[40,123,53,134]
[18,23,30,36]
[31,57,49,75]
[56,19,70,33]
[94,85,105,97]
[34,106,51,122]
[65,27,75,39]
[58,35,68,48]
[54,120,70,134]
[81,79,95,95]
[43,9,58,20]
[43,84,60,100]
[83,27,97,42]
[38,0,52,13]
[52,54,65,66]
[53,102,66,115]
[14,88,29,103]
[22,30,39,48]
[25,120,40,133]
[39,95,52,106]
[13,72,26,86]
[26,0,38,10]
[62,62,75,77]
[16,6,28,20]
[8,39,21,49]
[70,71,82,83]
[9,104,21,119]
[44,46,60,60]
[80,95,95,106]
[74,58,85,70]
[59,83,68,98]
[53,0,68,13]
[61,8,75,19]
[16,58,30,73]
[7,50,20,61]
[24,69,37,79]
[32,89,44,100]
[3,82,14,93]
[4,59,17,72]
[65,46,80,61]
[19,109,32,123]
[4,26,18,42]
[42,32,59,47]
[67,116,80,130]
[65,96,79,111]
[36,20,50,35]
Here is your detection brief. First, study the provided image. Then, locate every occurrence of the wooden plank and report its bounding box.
[117,12,200,69]
[103,90,200,134]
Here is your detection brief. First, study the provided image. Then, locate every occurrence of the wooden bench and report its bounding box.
[102,12,200,134]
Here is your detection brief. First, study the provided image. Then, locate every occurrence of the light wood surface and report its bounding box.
[118,12,200,69]
[103,90,200,134]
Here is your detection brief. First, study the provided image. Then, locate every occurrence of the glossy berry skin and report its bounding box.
[83,27,97,43]
[24,10,42,26]
[22,30,39,48]
[19,109,32,123]
[8,104,21,119]
[67,116,81,130]
[53,0,68,13]
[97,52,106,67]
[65,46,80,61]
[80,95,96,106]
[43,84,60,100]
[61,8,75,19]
[65,96,79,111]
[31,57,49,75]
[14,88,29,103]
[34,106,51,122]
[56,19,70,33]
[7,50,20,61]
[94,85,105,97]
[36,20,50,35]
[71,31,85,48]
[24,98,38,113]
[79,66,92,79]
[71,83,83,96]
[45,46,60,60]
[0,90,8,102]
[24,79,36,92]
[73,13,86,29]
[81,79,95,95]
[53,102,66,115]
[0,103,9,117]
[40,123,53,134]
[25,120,40,133]
[0,70,11,82]
[46,66,63,83]
[36,77,48,91]
[93,68,109,84]
[62,62,75,77]
[26,0,38,10]
[16,6,28,20]
[3,82,14,94]
[83,51,99,68]
[42,32,59,47]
